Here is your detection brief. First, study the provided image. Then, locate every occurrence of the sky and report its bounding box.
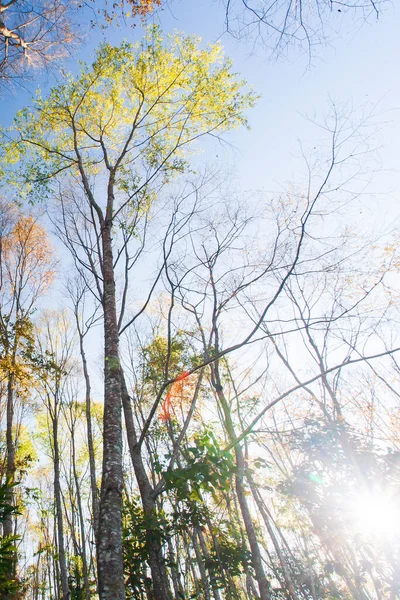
[92,1,397,228]
[2,0,399,394]
[2,0,400,221]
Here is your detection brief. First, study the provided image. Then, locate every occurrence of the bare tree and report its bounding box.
[0,0,79,84]
[35,310,77,600]
[221,0,389,58]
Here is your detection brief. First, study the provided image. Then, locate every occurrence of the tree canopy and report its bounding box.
[5,27,255,205]
[0,3,399,600]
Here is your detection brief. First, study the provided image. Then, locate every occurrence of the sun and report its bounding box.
[349,487,400,540]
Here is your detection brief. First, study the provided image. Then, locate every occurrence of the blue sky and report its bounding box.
[2,1,399,209]
[1,0,398,417]
[2,0,399,316]
[71,2,400,224]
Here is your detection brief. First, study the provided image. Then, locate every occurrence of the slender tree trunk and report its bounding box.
[196,527,222,600]
[167,537,184,600]
[205,516,241,600]
[4,373,16,540]
[234,447,271,600]
[182,530,201,599]
[120,373,171,600]
[3,372,17,599]
[211,365,271,600]
[97,222,125,600]
[71,419,91,600]
[249,479,298,599]
[78,331,100,532]
[51,515,58,600]
[192,530,212,600]
[53,414,71,600]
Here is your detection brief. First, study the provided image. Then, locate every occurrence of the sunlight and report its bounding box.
[350,488,400,540]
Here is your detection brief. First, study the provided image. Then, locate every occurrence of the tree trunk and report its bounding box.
[211,365,271,600]
[249,478,298,599]
[97,222,125,600]
[167,537,184,600]
[120,373,172,600]
[192,529,212,600]
[3,372,17,599]
[53,413,71,600]
[71,419,91,600]
[234,447,271,600]
[78,331,100,534]
[4,373,16,540]
[196,527,222,600]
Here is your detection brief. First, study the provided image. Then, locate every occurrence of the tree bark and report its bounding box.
[234,446,271,600]
[71,417,91,600]
[3,373,16,540]
[196,527,222,600]
[192,529,212,600]
[3,371,17,599]
[78,330,100,532]
[120,373,172,600]
[97,222,126,600]
[53,411,71,600]
[167,537,184,600]
[249,478,298,599]
[211,365,271,600]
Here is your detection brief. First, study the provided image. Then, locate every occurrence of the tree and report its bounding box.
[220,0,388,57]
[0,0,77,84]
[0,202,55,593]
[67,277,101,540]
[0,480,21,597]
[0,0,391,88]
[35,310,77,600]
[0,0,163,88]
[121,111,399,599]
[92,0,162,24]
[4,28,255,600]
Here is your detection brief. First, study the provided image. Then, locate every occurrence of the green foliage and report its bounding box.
[163,429,236,502]
[123,497,171,598]
[10,427,37,480]
[0,480,21,595]
[142,334,190,385]
[68,555,87,600]
[204,534,252,587]
[0,315,36,394]
[3,26,256,206]
[280,419,394,512]
[0,313,62,404]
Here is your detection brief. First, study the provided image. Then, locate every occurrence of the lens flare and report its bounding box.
[350,488,400,540]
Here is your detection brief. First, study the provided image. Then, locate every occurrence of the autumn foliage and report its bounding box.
[2,215,55,295]
[95,0,162,24]
[159,371,191,421]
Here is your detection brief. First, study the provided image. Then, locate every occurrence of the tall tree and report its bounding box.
[0,203,54,593]
[35,310,82,600]
[4,28,255,599]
